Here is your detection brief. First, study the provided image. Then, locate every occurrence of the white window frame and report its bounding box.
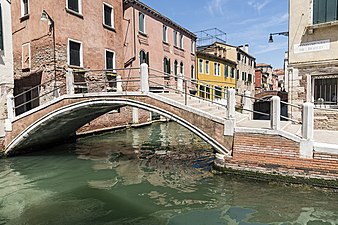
[21,0,29,17]
[199,59,203,74]
[163,25,168,43]
[105,49,116,71]
[22,42,31,69]
[191,40,195,54]
[173,30,177,47]
[139,12,145,33]
[103,2,114,28]
[179,33,184,49]
[66,0,82,15]
[67,38,83,67]
[205,61,210,75]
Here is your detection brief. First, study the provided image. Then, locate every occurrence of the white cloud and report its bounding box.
[253,41,288,55]
[205,0,227,16]
[248,0,271,12]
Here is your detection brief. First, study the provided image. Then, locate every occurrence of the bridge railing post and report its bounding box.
[140,63,149,93]
[224,88,236,136]
[66,68,74,95]
[243,90,252,119]
[5,94,15,132]
[300,102,314,158]
[270,96,281,130]
[184,78,188,106]
[177,73,183,94]
[116,75,123,93]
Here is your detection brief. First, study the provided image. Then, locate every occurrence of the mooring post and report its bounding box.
[243,90,252,119]
[66,68,74,95]
[270,96,281,130]
[140,63,149,93]
[300,102,314,159]
[116,75,123,93]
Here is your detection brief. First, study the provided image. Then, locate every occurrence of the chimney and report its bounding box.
[244,44,249,54]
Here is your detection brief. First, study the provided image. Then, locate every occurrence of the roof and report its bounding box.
[256,63,272,68]
[124,0,196,39]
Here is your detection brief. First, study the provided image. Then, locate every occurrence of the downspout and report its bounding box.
[132,1,136,60]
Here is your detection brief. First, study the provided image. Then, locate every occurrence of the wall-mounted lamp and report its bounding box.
[268,32,289,43]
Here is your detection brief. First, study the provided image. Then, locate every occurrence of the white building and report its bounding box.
[0,0,14,137]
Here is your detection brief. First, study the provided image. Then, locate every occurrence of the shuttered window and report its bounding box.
[68,0,79,13]
[139,12,145,33]
[104,4,113,27]
[69,40,81,66]
[313,0,338,24]
[106,51,114,69]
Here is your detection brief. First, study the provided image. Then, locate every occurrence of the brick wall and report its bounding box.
[226,133,338,180]
[314,110,338,130]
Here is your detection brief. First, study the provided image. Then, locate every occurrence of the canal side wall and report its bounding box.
[216,132,338,184]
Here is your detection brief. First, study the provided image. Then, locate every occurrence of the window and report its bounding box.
[139,12,145,33]
[237,52,241,61]
[314,77,338,104]
[180,62,184,74]
[174,30,177,47]
[179,33,183,49]
[103,3,114,28]
[206,61,209,74]
[68,39,82,67]
[139,50,149,65]
[0,4,3,51]
[174,60,178,76]
[199,59,203,74]
[21,0,29,16]
[214,62,220,76]
[67,0,81,14]
[236,70,240,80]
[105,50,115,70]
[191,65,195,79]
[248,74,252,83]
[224,65,228,78]
[215,86,222,99]
[313,0,338,24]
[163,57,170,79]
[199,85,205,98]
[230,68,235,78]
[191,40,195,54]
[163,25,167,43]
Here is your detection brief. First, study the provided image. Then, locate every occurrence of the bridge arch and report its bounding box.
[5,96,229,156]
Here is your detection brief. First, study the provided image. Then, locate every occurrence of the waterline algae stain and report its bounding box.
[0,123,337,224]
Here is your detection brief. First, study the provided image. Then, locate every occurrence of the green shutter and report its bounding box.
[326,0,337,21]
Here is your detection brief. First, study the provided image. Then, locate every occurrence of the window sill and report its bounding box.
[103,24,116,32]
[68,65,85,70]
[66,8,84,19]
[20,14,30,22]
[162,41,169,46]
[174,46,185,51]
[308,20,338,30]
[138,31,148,37]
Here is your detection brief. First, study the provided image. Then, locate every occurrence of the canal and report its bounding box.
[0,122,337,225]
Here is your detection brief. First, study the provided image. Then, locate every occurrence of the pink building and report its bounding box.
[123,0,197,90]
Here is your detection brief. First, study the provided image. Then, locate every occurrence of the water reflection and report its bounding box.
[0,122,337,225]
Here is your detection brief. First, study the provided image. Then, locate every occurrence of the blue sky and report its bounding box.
[141,0,289,69]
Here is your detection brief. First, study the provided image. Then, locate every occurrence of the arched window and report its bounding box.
[174,60,178,76]
[191,65,195,79]
[180,62,184,75]
[163,57,171,79]
[139,50,149,65]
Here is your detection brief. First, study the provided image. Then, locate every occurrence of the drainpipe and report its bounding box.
[132,1,136,59]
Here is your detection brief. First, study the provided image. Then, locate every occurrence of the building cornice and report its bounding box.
[124,0,196,40]
[197,51,237,66]
[289,59,338,68]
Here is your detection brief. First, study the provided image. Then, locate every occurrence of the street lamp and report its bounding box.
[268,32,289,43]
[41,10,58,97]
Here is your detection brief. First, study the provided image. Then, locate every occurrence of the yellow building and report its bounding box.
[196,43,237,100]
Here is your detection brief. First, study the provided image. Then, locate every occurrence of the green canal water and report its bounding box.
[0,122,337,225]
